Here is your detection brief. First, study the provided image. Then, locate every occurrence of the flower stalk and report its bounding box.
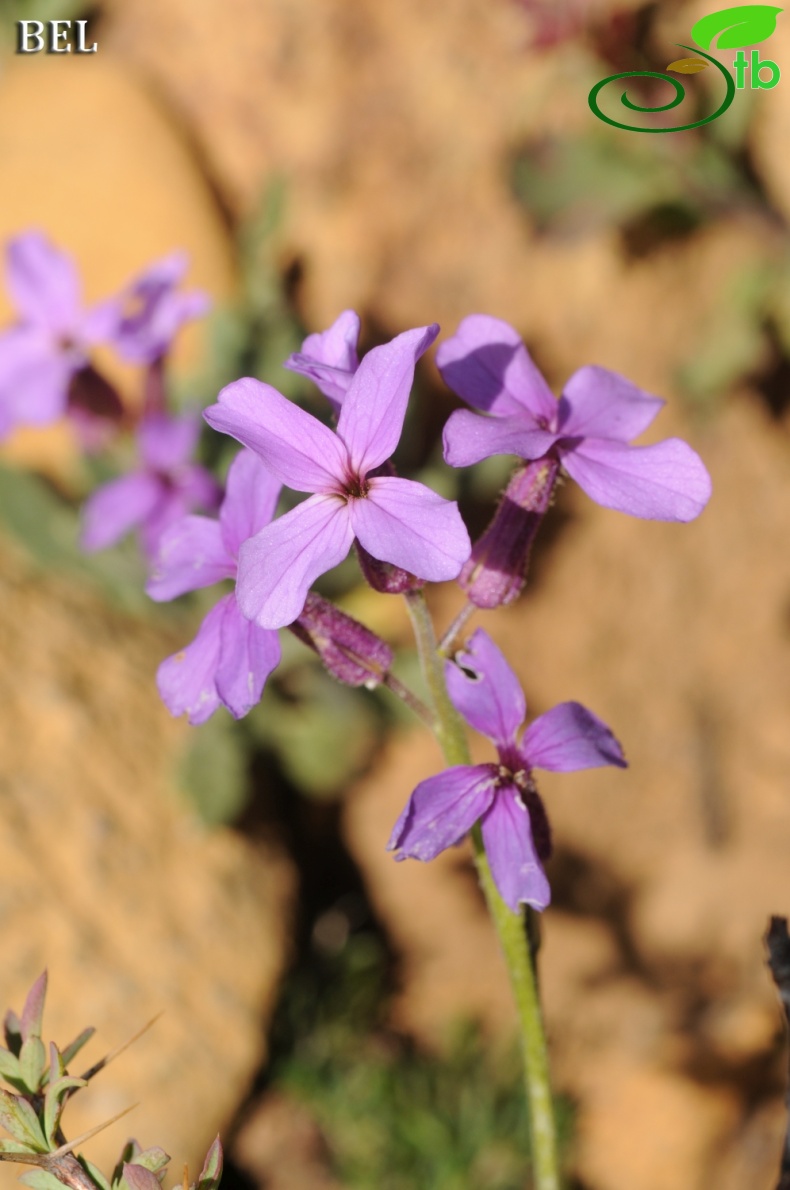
[403,589,560,1190]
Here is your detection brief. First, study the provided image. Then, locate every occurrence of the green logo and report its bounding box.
[588,4,782,132]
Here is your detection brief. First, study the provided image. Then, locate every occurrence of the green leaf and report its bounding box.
[60,1028,95,1070]
[19,1038,46,1094]
[0,1089,48,1152]
[20,1171,65,1190]
[197,1137,222,1190]
[44,1075,86,1144]
[80,1157,112,1190]
[692,5,783,49]
[128,1149,169,1175]
[0,1049,24,1090]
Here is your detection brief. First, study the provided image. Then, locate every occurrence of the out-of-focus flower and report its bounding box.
[439,314,712,522]
[113,251,211,365]
[81,410,219,561]
[0,231,120,438]
[388,628,626,912]
[283,309,361,414]
[146,449,281,724]
[205,324,471,630]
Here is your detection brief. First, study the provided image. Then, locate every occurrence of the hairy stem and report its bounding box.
[404,589,560,1190]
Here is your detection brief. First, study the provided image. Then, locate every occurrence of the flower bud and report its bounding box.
[291,592,393,687]
[460,458,558,608]
[355,542,425,594]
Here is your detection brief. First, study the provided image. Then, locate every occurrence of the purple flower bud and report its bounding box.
[460,458,558,609]
[355,541,425,594]
[290,592,393,687]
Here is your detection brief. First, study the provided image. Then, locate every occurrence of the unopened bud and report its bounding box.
[355,542,425,594]
[460,458,558,608]
[291,592,393,686]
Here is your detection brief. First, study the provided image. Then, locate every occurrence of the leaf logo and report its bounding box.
[691,4,783,50]
[666,57,710,71]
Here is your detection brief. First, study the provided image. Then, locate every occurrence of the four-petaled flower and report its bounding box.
[204,325,471,629]
[81,410,220,561]
[438,314,712,522]
[146,449,282,724]
[283,308,361,414]
[388,628,627,912]
[0,231,120,438]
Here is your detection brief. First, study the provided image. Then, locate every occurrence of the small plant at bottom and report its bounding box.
[0,973,222,1190]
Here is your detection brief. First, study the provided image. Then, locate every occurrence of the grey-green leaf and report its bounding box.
[0,1049,24,1090]
[44,1075,86,1144]
[0,1089,48,1151]
[692,4,782,49]
[197,1137,222,1190]
[60,1028,95,1070]
[19,1038,47,1094]
[20,1171,65,1190]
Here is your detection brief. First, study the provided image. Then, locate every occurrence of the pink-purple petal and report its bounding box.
[520,701,626,772]
[442,408,558,468]
[387,764,498,861]
[284,309,360,410]
[219,449,281,557]
[156,596,227,725]
[446,628,526,747]
[0,327,76,433]
[337,324,439,475]
[81,470,163,551]
[138,411,201,471]
[559,436,712,522]
[480,791,551,912]
[558,366,664,440]
[436,315,557,422]
[350,476,471,581]
[5,232,80,334]
[146,515,234,602]
[236,493,353,630]
[205,377,349,492]
[215,597,281,718]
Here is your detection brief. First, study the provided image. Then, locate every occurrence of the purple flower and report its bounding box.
[388,628,626,912]
[438,315,711,522]
[81,410,220,561]
[113,251,211,365]
[283,309,361,414]
[146,449,282,724]
[0,231,120,438]
[204,324,472,630]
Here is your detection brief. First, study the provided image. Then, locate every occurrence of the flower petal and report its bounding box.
[146,515,234,601]
[81,471,163,551]
[442,408,558,468]
[446,628,526,747]
[558,366,664,440]
[219,449,282,556]
[138,411,200,471]
[204,377,348,492]
[283,309,360,410]
[520,701,627,772]
[337,324,439,474]
[0,326,76,432]
[436,315,557,422]
[351,476,471,581]
[215,596,281,718]
[237,493,353,629]
[5,232,81,334]
[387,764,498,860]
[560,436,712,521]
[156,596,228,725]
[114,251,210,363]
[481,791,551,912]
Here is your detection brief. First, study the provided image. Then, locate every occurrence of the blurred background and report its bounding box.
[1,0,790,1187]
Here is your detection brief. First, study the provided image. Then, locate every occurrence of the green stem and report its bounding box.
[404,589,560,1190]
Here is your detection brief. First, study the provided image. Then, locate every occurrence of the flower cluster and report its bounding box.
[0,233,713,915]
